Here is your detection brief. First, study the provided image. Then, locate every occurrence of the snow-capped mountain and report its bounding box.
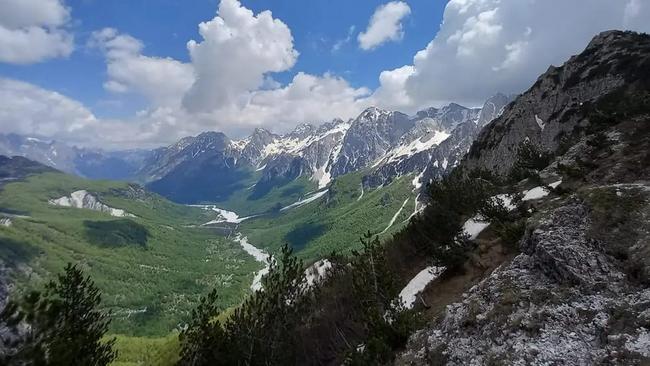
[0,133,147,180]
[135,95,510,203]
[0,134,78,173]
[0,94,511,204]
[365,95,513,190]
[249,119,351,189]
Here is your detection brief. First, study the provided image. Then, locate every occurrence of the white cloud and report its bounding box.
[0,0,73,64]
[182,0,299,112]
[0,78,97,142]
[381,0,650,109]
[7,0,650,149]
[89,28,194,108]
[231,72,370,133]
[332,25,356,53]
[358,1,411,51]
[367,65,414,111]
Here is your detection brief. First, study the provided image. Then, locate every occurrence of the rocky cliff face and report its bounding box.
[397,30,650,366]
[465,30,650,175]
[399,195,650,365]
[331,108,414,177]
[137,131,234,182]
[364,97,509,190]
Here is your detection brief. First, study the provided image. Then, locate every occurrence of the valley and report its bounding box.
[0,168,263,336]
[0,80,532,365]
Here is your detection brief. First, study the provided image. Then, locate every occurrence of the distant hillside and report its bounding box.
[0,158,260,336]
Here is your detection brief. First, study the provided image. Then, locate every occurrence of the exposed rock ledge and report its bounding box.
[49,190,134,218]
[397,201,650,365]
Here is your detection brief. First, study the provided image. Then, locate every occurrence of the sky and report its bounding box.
[0,0,648,149]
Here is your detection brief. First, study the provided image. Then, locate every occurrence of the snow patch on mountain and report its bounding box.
[304,259,333,288]
[281,190,329,211]
[535,114,546,130]
[193,205,256,225]
[357,184,365,201]
[411,169,426,190]
[463,218,490,240]
[399,266,446,309]
[387,131,450,165]
[522,181,561,201]
[380,198,410,234]
[49,190,135,217]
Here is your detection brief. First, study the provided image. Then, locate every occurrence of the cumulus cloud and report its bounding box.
[367,65,415,111]
[229,72,370,133]
[381,0,650,109]
[0,0,73,64]
[0,78,97,142]
[182,0,299,112]
[7,0,650,149]
[89,28,194,108]
[358,1,411,51]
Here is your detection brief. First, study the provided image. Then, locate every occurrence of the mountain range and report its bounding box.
[0,94,512,205]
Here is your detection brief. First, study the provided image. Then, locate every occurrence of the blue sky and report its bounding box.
[0,0,446,119]
[0,0,648,148]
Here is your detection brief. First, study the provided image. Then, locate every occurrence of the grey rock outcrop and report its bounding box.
[464,30,650,175]
[331,108,413,177]
[364,95,510,189]
[398,200,650,365]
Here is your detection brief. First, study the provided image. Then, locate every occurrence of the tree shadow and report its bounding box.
[83,219,149,249]
[0,237,40,268]
[284,222,327,251]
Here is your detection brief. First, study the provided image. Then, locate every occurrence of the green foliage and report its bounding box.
[213,175,317,216]
[508,140,553,183]
[402,169,493,269]
[0,172,260,336]
[177,244,316,366]
[344,233,419,365]
[83,219,149,248]
[0,264,116,366]
[240,171,414,260]
[478,194,527,250]
[110,333,180,366]
[177,290,227,365]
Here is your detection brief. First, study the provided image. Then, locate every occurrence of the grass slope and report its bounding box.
[213,175,318,216]
[239,171,416,261]
[0,172,261,337]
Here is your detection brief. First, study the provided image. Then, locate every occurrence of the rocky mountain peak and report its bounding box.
[476,92,513,128]
[193,131,229,148]
[358,106,391,121]
[288,123,316,139]
[465,30,650,175]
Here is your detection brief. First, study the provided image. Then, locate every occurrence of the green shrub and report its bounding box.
[344,233,420,365]
[508,141,554,183]
[177,244,316,366]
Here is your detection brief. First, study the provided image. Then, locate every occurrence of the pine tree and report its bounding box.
[224,244,314,365]
[177,289,226,366]
[0,263,116,366]
[345,233,417,365]
[177,243,316,366]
